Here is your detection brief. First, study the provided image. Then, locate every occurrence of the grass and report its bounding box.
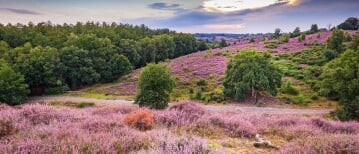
[48,101,95,108]
[277,77,337,109]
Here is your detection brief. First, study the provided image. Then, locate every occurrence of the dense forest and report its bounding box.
[0,22,200,100]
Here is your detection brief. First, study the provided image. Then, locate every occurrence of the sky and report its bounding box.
[0,0,358,33]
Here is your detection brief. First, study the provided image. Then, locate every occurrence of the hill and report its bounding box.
[74,30,357,108]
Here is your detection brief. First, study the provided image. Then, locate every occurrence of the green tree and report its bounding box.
[337,17,359,30]
[273,28,281,39]
[0,41,9,56]
[135,63,175,109]
[60,46,100,90]
[0,60,29,105]
[198,40,209,51]
[16,46,63,95]
[320,48,359,120]
[291,27,301,38]
[310,24,319,34]
[327,29,345,53]
[220,38,228,48]
[109,54,133,81]
[223,50,282,104]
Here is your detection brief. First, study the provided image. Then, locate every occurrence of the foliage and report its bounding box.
[0,119,15,138]
[350,33,359,50]
[123,109,154,130]
[298,34,306,42]
[281,81,299,95]
[135,63,175,109]
[0,22,199,95]
[279,34,290,43]
[291,27,301,38]
[223,50,282,103]
[320,48,359,120]
[273,28,281,39]
[0,60,29,105]
[310,24,319,34]
[327,29,345,53]
[198,40,210,51]
[219,38,228,47]
[323,49,337,61]
[337,17,359,30]
[1,102,359,153]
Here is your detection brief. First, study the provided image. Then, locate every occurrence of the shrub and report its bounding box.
[192,88,225,103]
[135,63,175,109]
[196,79,207,86]
[123,109,154,131]
[323,49,337,60]
[281,81,299,95]
[0,119,15,138]
[298,34,306,42]
[279,34,290,43]
[157,102,206,127]
[295,95,306,105]
[278,134,359,154]
[265,43,278,49]
[77,102,95,108]
[311,94,319,100]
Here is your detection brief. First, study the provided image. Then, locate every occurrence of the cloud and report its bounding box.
[0,7,41,15]
[204,24,245,30]
[148,2,182,10]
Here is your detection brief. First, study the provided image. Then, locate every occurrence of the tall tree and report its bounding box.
[320,48,359,120]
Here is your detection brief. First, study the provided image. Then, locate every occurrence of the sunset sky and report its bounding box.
[0,0,358,33]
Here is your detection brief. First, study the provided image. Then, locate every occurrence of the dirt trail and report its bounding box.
[29,96,333,115]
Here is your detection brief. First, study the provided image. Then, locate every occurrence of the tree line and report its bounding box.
[0,22,201,104]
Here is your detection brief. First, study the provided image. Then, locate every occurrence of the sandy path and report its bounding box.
[29,96,333,115]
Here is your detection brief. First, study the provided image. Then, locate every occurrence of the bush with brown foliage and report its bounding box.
[123,109,154,130]
[0,120,15,138]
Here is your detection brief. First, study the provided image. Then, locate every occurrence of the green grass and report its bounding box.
[49,101,95,108]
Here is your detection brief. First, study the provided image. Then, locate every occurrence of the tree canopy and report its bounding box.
[320,48,359,120]
[135,63,175,109]
[223,50,282,104]
[0,22,200,95]
[0,60,29,105]
[337,17,359,30]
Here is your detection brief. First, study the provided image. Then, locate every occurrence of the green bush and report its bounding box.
[192,88,224,103]
[311,94,319,100]
[135,63,175,109]
[77,102,95,108]
[196,79,207,86]
[295,95,305,105]
[265,43,278,49]
[323,49,337,61]
[281,82,299,95]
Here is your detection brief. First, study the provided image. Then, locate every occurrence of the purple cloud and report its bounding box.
[0,8,41,15]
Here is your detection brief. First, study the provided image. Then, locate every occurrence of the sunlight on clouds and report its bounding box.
[203,0,296,12]
[204,24,245,29]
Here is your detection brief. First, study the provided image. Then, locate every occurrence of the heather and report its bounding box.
[99,30,358,105]
[1,102,359,153]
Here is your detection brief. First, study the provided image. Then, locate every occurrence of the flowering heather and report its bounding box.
[0,102,359,153]
[99,31,358,98]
